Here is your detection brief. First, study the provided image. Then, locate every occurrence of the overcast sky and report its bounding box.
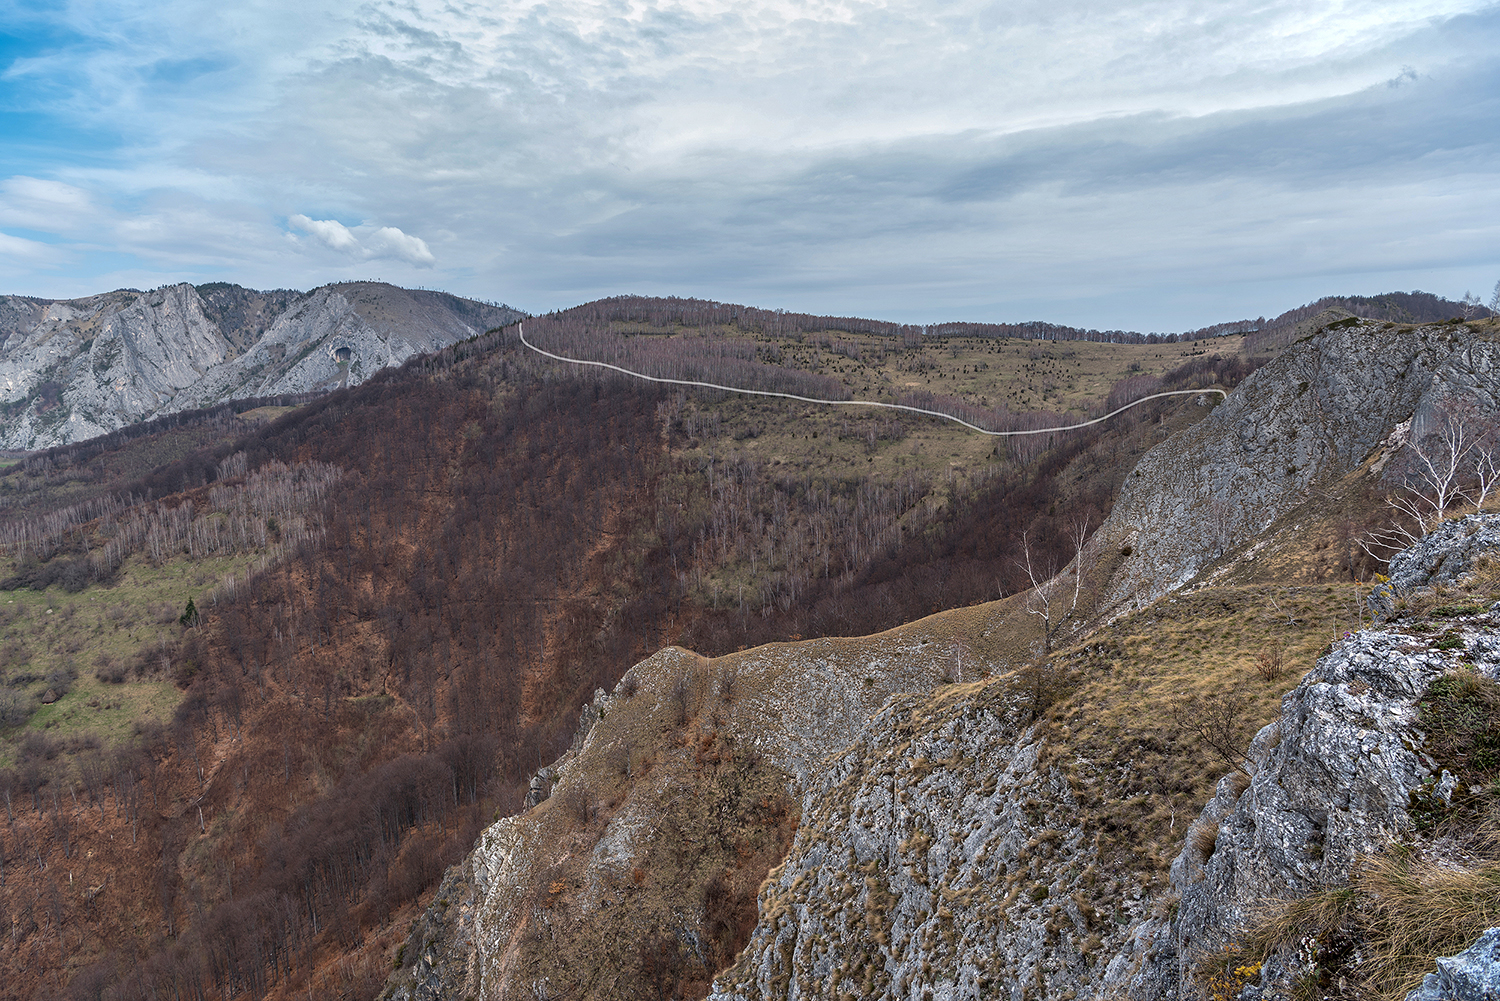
[2,0,1497,330]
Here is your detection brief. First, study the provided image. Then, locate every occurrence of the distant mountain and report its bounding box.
[0,281,523,450]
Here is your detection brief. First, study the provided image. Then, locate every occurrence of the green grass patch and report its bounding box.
[0,548,273,766]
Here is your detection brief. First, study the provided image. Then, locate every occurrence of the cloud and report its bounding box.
[288,214,434,267]
[288,214,359,252]
[364,226,435,267]
[0,230,63,265]
[0,176,96,231]
[2,0,1498,325]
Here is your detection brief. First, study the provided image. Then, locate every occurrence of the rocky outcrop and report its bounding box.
[1407,928,1500,1001]
[1105,516,1500,1000]
[1104,631,1449,996]
[708,683,1140,1001]
[385,622,990,1001]
[0,282,521,450]
[1388,514,1500,595]
[1090,320,1500,616]
[708,516,1500,1001]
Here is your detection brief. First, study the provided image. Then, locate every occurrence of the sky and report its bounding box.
[1,0,1498,331]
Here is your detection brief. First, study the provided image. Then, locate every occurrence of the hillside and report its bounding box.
[0,295,1494,1000]
[385,314,1500,1001]
[0,282,522,450]
[0,296,1248,1000]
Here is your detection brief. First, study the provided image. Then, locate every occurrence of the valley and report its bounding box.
[0,289,1495,1001]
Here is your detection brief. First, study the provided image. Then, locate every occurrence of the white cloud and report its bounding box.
[365,226,435,266]
[288,214,360,252]
[288,214,434,267]
[0,230,63,265]
[3,0,1498,325]
[0,176,96,232]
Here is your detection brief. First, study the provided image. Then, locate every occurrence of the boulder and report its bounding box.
[1406,928,1500,1001]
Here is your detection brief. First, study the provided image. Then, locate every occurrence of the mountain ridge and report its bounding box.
[3,283,1484,455]
[0,281,523,450]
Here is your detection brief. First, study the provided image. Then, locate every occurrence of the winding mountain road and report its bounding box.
[516,321,1227,436]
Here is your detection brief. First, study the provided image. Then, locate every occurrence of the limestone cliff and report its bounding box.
[708,685,1132,1001]
[708,516,1500,1001]
[1088,320,1500,618]
[1106,513,1500,999]
[385,618,1000,1001]
[0,282,521,450]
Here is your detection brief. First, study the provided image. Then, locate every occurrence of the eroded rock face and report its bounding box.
[1090,322,1500,616]
[1105,631,1448,996]
[385,630,976,1001]
[0,283,521,449]
[708,683,1145,1001]
[1106,526,1500,1000]
[708,516,1500,1001]
[1388,514,1500,595]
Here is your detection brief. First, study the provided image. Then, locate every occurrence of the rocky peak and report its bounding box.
[0,282,522,450]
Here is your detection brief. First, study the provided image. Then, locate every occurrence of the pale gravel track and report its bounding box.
[516,322,1227,436]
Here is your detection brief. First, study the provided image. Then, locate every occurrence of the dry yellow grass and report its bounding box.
[1233,841,1500,1001]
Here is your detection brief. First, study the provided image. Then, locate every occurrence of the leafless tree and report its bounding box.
[1018,532,1058,654]
[1473,435,1500,513]
[1068,513,1094,612]
[946,638,973,682]
[1020,519,1095,655]
[1362,398,1496,556]
[1207,499,1236,557]
[1188,691,1255,776]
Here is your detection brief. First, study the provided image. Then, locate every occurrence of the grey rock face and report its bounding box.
[1388,514,1500,595]
[1105,520,1500,1000]
[0,282,521,450]
[1183,634,1440,986]
[1090,322,1500,616]
[386,628,981,1001]
[709,685,1146,1001]
[1406,928,1500,1001]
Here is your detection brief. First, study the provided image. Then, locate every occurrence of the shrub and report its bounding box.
[94,654,127,684]
[1419,672,1500,781]
[1187,691,1255,774]
[1254,647,1286,682]
[715,668,737,704]
[1010,660,1075,723]
[669,672,691,727]
[1237,845,1500,1001]
[0,688,35,726]
[1431,604,1482,618]
[559,783,592,826]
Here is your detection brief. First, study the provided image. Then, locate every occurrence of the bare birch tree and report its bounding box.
[1019,532,1058,654]
[1363,398,1498,556]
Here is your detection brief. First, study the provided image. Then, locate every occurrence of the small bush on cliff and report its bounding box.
[1420,671,1500,784]
[1230,839,1500,1001]
[1010,659,1075,722]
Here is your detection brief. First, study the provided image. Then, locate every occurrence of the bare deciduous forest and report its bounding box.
[0,300,1254,1000]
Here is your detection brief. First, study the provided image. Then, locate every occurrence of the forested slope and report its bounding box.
[0,300,1262,999]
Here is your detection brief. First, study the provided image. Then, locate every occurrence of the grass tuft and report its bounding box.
[1190,819,1220,862]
